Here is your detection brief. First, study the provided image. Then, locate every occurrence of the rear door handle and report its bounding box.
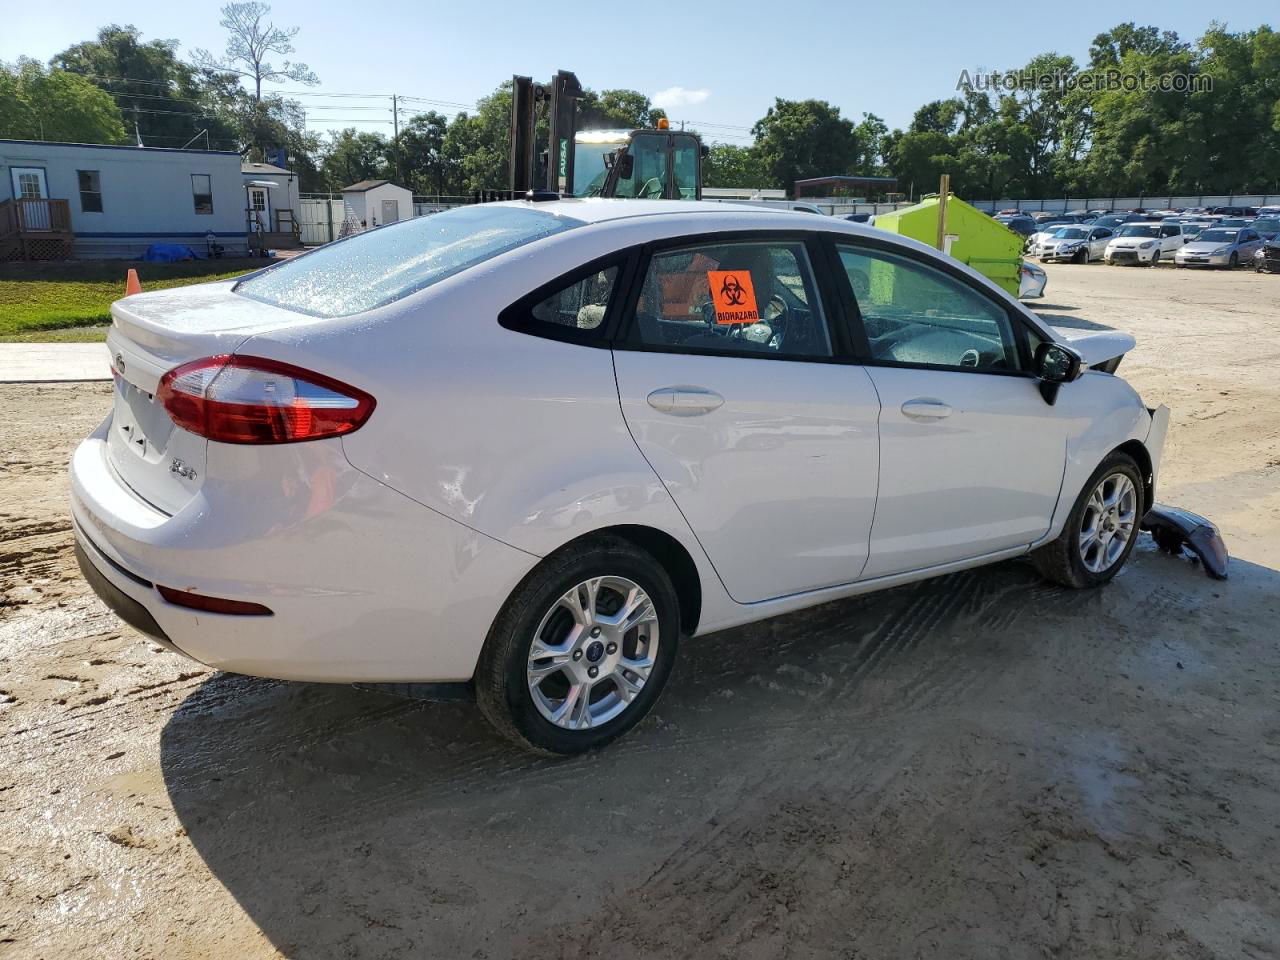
[647,386,725,416]
[901,398,952,419]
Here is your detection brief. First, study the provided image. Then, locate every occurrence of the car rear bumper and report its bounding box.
[69,417,538,682]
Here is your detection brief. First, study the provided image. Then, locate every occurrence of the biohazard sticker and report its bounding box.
[706,271,759,325]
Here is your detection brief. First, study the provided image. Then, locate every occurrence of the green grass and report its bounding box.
[0,260,258,341]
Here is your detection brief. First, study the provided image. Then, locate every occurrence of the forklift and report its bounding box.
[508,71,706,201]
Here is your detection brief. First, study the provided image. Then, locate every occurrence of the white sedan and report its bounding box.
[1034,225,1114,263]
[72,200,1170,754]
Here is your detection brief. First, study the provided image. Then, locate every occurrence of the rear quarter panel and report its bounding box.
[235,219,730,622]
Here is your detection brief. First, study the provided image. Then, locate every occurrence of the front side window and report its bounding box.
[529,267,618,332]
[192,174,213,214]
[837,244,1018,371]
[629,241,832,359]
[237,205,584,318]
[78,170,103,213]
[613,134,668,199]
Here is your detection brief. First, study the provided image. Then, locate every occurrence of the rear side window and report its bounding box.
[236,206,584,318]
[530,267,618,331]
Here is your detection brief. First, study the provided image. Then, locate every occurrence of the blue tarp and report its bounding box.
[142,244,200,262]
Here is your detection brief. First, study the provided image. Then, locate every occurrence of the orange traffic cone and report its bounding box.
[125,269,142,296]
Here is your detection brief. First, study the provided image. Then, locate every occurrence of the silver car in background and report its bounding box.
[1035,225,1113,263]
[1175,227,1264,268]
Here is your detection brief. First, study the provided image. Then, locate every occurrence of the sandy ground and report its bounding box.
[2,262,1279,959]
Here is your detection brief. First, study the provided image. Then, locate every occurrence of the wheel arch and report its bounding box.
[545,524,703,635]
[1113,439,1154,514]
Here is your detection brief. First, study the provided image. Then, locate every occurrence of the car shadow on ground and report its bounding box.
[160,545,1264,958]
[1034,311,1115,331]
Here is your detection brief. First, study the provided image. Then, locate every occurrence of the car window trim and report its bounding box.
[610,229,853,365]
[822,232,1036,376]
[497,249,638,348]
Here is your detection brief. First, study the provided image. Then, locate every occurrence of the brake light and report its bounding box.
[157,355,375,444]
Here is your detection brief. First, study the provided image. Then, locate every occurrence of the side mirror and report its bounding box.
[615,152,634,180]
[1034,341,1082,405]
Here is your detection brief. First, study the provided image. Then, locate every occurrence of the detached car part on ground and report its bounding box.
[71,201,1223,755]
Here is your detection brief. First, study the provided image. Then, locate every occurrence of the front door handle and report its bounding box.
[901,398,952,419]
[647,386,725,417]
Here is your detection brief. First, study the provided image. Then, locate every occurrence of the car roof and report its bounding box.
[489,198,832,224]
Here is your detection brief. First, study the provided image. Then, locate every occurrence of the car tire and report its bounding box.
[474,535,680,755]
[1228,252,1238,269]
[1030,451,1144,590]
[1074,248,1087,264]
[1150,251,1160,267]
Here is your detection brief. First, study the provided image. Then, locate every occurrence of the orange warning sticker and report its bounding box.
[706,270,759,325]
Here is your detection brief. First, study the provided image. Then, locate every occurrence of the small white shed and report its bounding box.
[341,180,412,229]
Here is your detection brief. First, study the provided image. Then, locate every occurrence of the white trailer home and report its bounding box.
[1,139,249,260]
[340,180,413,230]
[242,161,302,248]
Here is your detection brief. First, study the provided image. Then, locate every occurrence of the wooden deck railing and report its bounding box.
[9,198,73,234]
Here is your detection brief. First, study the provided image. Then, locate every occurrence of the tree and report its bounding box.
[192,2,318,102]
[580,89,664,129]
[319,129,390,190]
[701,144,773,189]
[400,111,451,195]
[752,99,860,194]
[0,59,127,144]
[53,25,237,149]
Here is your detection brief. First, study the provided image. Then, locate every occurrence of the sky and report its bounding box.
[4,0,1272,145]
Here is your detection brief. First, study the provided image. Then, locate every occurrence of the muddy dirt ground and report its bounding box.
[2,263,1279,959]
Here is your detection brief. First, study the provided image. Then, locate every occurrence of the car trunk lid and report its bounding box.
[105,280,312,514]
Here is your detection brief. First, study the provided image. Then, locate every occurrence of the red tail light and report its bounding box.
[158,355,375,444]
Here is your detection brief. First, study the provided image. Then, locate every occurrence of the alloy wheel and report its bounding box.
[1079,473,1138,574]
[526,576,660,730]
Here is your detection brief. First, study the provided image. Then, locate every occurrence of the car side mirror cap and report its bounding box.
[1034,341,1083,404]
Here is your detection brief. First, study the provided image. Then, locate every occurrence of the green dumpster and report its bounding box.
[872,195,1024,298]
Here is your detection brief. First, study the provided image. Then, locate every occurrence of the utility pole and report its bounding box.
[392,94,402,184]
[935,173,950,252]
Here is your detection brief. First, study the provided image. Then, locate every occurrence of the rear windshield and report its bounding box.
[236,205,584,317]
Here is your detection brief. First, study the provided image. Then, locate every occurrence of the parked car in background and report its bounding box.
[995,214,1037,238]
[1092,213,1144,231]
[1026,218,1073,248]
[1209,206,1258,217]
[844,212,872,223]
[1035,225,1113,263]
[1018,259,1047,298]
[1256,238,1280,273]
[1175,226,1264,268]
[1178,221,1214,240]
[1216,217,1253,228]
[69,199,1169,754]
[1105,222,1185,266]
[1249,216,1280,240]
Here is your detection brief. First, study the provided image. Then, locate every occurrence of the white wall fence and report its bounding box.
[968,195,1280,214]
